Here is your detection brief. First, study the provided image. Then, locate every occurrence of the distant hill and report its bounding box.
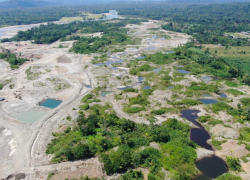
[0,0,56,8]
[165,0,250,3]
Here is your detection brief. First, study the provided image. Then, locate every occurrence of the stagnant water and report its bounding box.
[180,109,228,179]
[39,99,62,109]
[199,99,218,105]
[101,91,112,97]
[196,155,228,179]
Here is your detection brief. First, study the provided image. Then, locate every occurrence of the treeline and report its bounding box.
[0,52,29,69]
[69,19,144,54]
[0,6,83,27]
[1,19,143,45]
[1,21,103,44]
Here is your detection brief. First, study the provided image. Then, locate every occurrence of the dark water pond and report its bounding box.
[199,99,218,105]
[218,93,227,98]
[177,69,191,74]
[40,99,62,109]
[196,155,228,179]
[180,110,201,128]
[101,91,112,97]
[153,68,161,73]
[143,86,151,90]
[190,128,213,150]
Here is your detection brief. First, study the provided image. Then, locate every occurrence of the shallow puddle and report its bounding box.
[199,99,218,105]
[218,93,227,98]
[143,86,151,90]
[12,110,47,124]
[177,69,191,74]
[138,56,146,59]
[40,99,62,109]
[167,86,174,89]
[144,47,156,50]
[153,68,161,73]
[101,91,112,97]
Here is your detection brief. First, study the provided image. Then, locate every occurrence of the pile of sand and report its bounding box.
[57,55,72,63]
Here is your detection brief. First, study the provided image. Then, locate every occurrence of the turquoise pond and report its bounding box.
[101,91,112,97]
[12,110,47,124]
[40,99,62,109]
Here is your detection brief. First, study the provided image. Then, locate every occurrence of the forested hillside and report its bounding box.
[0,0,55,8]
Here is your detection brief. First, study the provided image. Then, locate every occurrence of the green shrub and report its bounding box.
[126,106,145,113]
[216,173,242,180]
[143,89,154,95]
[0,83,3,90]
[174,99,200,106]
[129,95,149,106]
[207,120,224,126]
[118,170,143,180]
[148,173,161,180]
[101,144,133,175]
[151,108,166,115]
[174,164,198,180]
[240,98,250,106]
[239,127,250,142]
[138,64,153,71]
[197,115,211,123]
[211,102,232,113]
[161,141,197,170]
[212,139,226,150]
[81,94,94,102]
[226,89,245,96]
[133,147,161,170]
[79,104,89,110]
[226,156,242,171]
[123,88,138,93]
[225,81,239,87]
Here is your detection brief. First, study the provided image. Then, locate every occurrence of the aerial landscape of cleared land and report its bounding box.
[0,1,250,180]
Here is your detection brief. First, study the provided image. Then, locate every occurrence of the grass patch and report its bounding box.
[225,81,239,87]
[226,89,245,96]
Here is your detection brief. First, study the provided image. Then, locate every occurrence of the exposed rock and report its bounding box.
[215,139,249,158]
[89,102,106,107]
[239,163,250,180]
[210,124,239,139]
[150,142,160,150]
[196,148,214,160]
[122,92,138,98]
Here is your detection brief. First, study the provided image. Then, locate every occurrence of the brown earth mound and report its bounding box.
[57,55,72,63]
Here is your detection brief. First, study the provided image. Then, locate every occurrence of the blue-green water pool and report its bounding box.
[40,99,62,109]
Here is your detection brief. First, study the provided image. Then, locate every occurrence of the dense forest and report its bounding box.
[0,6,81,27]
[1,2,250,45]
[1,18,144,44]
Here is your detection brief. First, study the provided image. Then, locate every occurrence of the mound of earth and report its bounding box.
[57,55,72,63]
